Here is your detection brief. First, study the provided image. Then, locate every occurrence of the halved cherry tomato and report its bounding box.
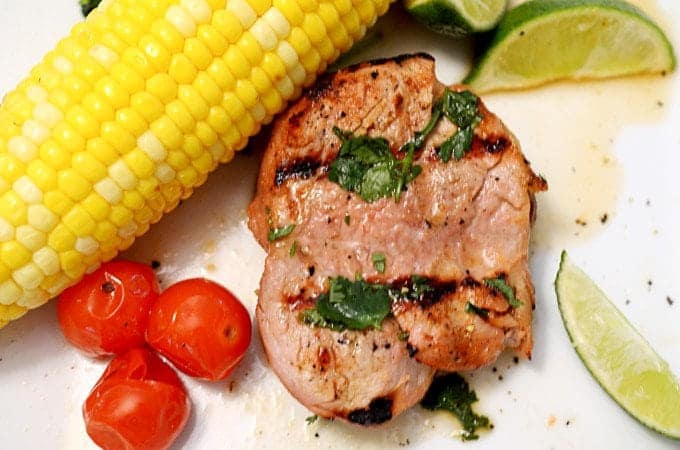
[84,347,191,450]
[57,260,160,357]
[146,278,251,381]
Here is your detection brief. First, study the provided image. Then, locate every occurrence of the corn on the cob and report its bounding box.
[0,0,391,328]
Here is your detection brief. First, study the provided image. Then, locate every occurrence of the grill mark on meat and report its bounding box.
[347,397,393,425]
[274,159,322,186]
[483,136,510,154]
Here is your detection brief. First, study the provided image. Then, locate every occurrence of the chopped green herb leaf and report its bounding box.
[421,373,491,441]
[289,240,298,257]
[79,0,102,16]
[465,301,489,318]
[305,415,319,425]
[440,126,475,162]
[301,308,346,331]
[441,89,481,128]
[372,252,386,274]
[398,330,410,342]
[268,224,295,242]
[484,277,522,308]
[344,214,350,225]
[437,89,482,163]
[302,276,392,331]
[329,128,422,202]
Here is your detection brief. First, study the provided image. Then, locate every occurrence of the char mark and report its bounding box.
[275,159,321,186]
[343,53,435,73]
[347,397,393,425]
[392,276,457,309]
[483,136,509,154]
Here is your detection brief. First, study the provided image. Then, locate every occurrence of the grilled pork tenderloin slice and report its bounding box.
[248,54,546,423]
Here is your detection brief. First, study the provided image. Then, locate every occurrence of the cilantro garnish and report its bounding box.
[268,224,295,242]
[301,276,392,331]
[329,128,422,202]
[484,277,523,308]
[438,89,482,162]
[421,373,492,441]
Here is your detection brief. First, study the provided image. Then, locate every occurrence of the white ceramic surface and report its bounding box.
[0,1,678,449]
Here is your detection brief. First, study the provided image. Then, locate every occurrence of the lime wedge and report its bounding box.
[464,0,676,92]
[555,251,680,439]
[404,0,507,38]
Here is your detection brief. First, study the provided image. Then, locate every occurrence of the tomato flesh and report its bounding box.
[84,348,191,450]
[57,261,160,357]
[146,278,252,380]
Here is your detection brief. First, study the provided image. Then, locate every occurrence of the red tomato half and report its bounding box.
[84,348,191,450]
[57,260,160,357]
[146,279,251,381]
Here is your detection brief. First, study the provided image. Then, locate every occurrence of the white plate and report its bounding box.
[1,1,679,449]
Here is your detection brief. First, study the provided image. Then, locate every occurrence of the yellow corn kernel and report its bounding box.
[116,108,148,136]
[151,20,185,54]
[224,46,251,79]
[207,59,236,91]
[93,221,119,245]
[75,236,100,255]
[150,116,184,150]
[82,92,116,123]
[101,121,135,154]
[109,204,134,228]
[2,241,32,269]
[66,106,100,140]
[58,169,91,202]
[194,73,222,106]
[122,47,156,80]
[302,14,327,45]
[73,152,108,183]
[237,32,264,66]
[181,134,204,159]
[44,190,74,217]
[137,177,160,200]
[110,63,146,94]
[261,88,284,115]
[184,38,213,71]
[63,205,96,237]
[206,106,231,134]
[235,79,259,109]
[212,10,243,43]
[169,54,198,84]
[197,25,227,56]
[178,85,209,121]
[86,138,119,166]
[122,190,146,211]
[261,52,287,82]
[195,121,217,147]
[81,193,111,222]
[123,149,155,179]
[60,250,86,280]
[139,35,172,72]
[166,149,190,170]
[177,166,198,187]
[288,27,312,56]
[130,91,165,123]
[0,154,27,184]
[147,73,178,104]
[222,92,246,120]
[95,77,130,109]
[0,192,27,227]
